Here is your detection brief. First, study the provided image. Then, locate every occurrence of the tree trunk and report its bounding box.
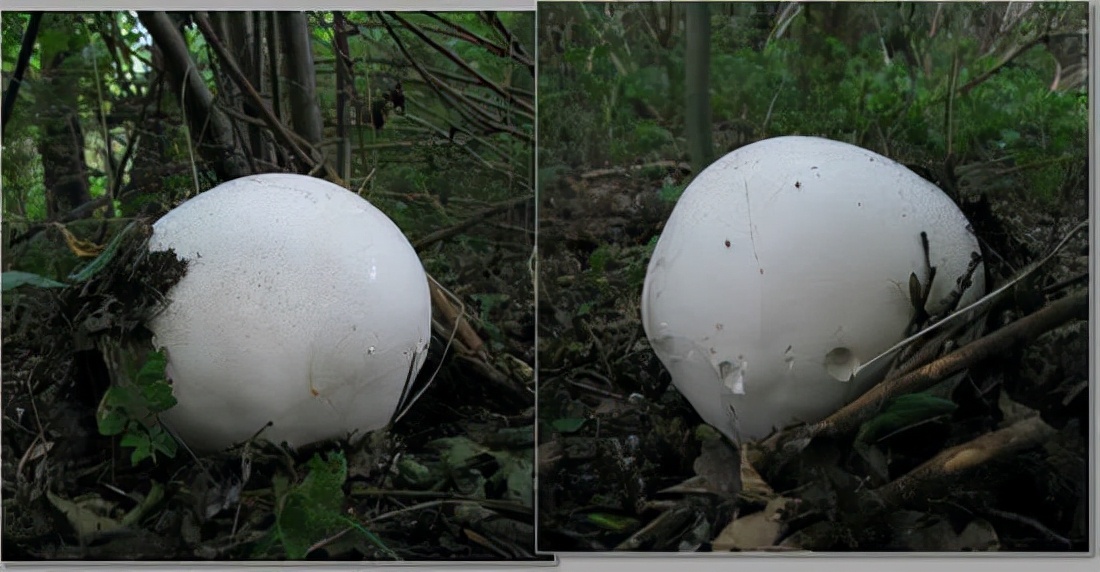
[225,11,267,162]
[37,13,92,219]
[137,11,249,181]
[280,11,324,147]
[333,11,352,179]
[684,3,714,176]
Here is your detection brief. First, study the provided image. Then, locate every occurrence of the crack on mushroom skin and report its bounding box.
[743,179,762,272]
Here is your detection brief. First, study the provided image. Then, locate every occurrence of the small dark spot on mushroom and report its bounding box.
[759,268,764,275]
[857,202,862,207]
[795,181,802,189]
[724,239,731,248]
[811,166,818,170]
[716,323,724,331]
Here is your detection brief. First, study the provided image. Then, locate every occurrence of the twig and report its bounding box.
[422,12,533,71]
[580,161,691,179]
[567,379,624,401]
[387,12,534,117]
[614,506,695,551]
[869,415,1057,508]
[981,507,1072,548]
[192,12,341,184]
[811,290,1087,441]
[412,195,533,251]
[1,12,42,137]
[958,35,1048,96]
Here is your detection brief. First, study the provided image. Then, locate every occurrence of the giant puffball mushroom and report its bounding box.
[641,136,985,442]
[147,174,431,452]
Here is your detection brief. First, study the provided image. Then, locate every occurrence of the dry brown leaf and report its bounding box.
[711,497,789,551]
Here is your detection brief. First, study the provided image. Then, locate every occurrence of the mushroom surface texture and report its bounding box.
[641,136,985,442]
[147,173,431,451]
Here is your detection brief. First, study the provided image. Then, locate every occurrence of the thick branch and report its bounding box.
[386,12,535,117]
[815,291,1087,439]
[137,11,248,180]
[192,12,338,183]
[1,12,42,138]
[868,415,1057,508]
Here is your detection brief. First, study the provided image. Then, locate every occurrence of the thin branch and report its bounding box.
[412,195,533,252]
[421,12,534,71]
[868,415,1057,508]
[479,11,534,72]
[958,35,1049,96]
[192,12,341,183]
[811,290,1087,440]
[385,12,535,117]
[1,12,42,137]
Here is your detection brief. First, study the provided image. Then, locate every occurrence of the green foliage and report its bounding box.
[96,350,179,465]
[657,182,685,203]
[2,271,67,291]
[272,451,349,559]
[549,417,587,433]
[585,512,640,532]
[539,3,1087,209]
[856,391,958,444]
[470,292,510,349]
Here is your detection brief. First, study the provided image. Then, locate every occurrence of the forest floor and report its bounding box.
[535,156,1090,552]
[1,212,544,561]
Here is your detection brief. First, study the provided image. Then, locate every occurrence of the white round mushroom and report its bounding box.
[147,173,431,451]
[641,136,985,442]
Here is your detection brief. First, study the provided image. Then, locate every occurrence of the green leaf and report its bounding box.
[148,425,178,459]
[67,221,141,282]
[275,451,349,559]
[550,417,587,433]
[2,271,67,291]
[97,386,139,435]
[140,381,177,413]
[96,409,128,436]
[586,512,639,532]
[121,430,152,465]
[495,452,533,508]
[857,392,958,443]
[427,436,488,468]
[133,351,167,386]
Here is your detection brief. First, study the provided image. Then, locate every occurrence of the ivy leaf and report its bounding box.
[120,430,152,465]
[97,386,139,435]
[275,451,349,559]
[133,350,168,386]
[140,380,177,413]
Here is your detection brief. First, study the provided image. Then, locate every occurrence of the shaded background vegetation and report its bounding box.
[2,10,538,560]
[537,1,1089,552]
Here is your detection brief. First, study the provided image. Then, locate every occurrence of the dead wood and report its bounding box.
[805,290,1086,442]
[867,415,1058,509]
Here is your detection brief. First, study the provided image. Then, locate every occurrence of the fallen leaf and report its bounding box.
[47,491,122,542]
[712,497,789,551]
